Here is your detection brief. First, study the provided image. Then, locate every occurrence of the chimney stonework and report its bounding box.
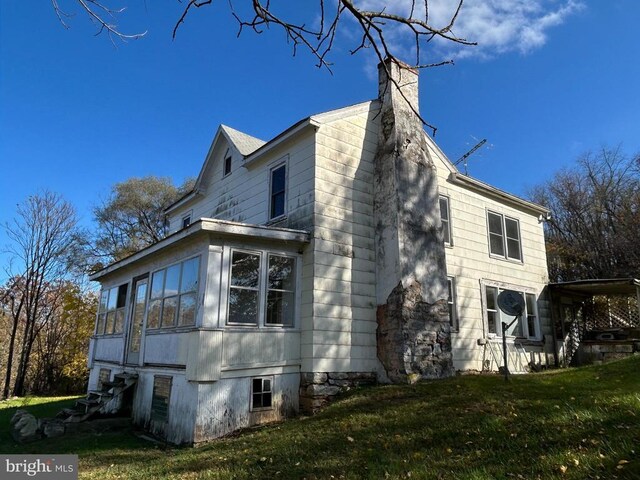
[374,58,453,382]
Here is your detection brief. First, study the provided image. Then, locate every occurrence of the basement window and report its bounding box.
[251,377,273,410]
[96,284,128,335]
[151,376,172,422]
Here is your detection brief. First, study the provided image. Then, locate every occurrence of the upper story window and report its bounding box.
[148,256,200,329]
[96,284,128,335]
[224,153,232,177]
[270,164,286,220]
[439,195,452,246]
[484,285,539,339]
[487,211,522,261]
[227,249,297,327]
[182,215,191,229]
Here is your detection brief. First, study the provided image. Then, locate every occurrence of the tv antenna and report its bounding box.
[454,138,487,175]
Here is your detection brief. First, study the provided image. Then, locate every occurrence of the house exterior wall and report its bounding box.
[429,142,553,371]
[307,106,381,374]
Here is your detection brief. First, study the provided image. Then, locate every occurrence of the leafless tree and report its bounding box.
[530,147,640,282]
[3,191,79,397]
[51,1,476,132]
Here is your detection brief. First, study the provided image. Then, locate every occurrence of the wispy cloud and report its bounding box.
[354,0,584,61]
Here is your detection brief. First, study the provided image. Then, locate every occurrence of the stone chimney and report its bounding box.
[374,58,453,382]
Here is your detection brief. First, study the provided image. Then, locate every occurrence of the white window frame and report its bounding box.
[268,160,288,221]
[226,249,262,327]
[224,247,298,329]
[447,276,458,331]
[439,195,453,246]
[486,210,523,262]
[251,376,273,411]
[181,210,192,229]
[147,255,201,330]
[96,283,128,336]
[481,280,540,340]
[223,149,232,177]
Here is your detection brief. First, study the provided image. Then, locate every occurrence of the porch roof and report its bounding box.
[89,218,310,281]
[549,278,640,296]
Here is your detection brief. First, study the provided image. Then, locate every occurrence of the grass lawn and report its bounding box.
[0,356,639,479]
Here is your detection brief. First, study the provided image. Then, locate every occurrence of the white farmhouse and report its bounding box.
[84,59,554,444]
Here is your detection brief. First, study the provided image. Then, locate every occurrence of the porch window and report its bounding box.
[148,256,200,329]
[270,164,286,220]
[226,249,297,327]
[251,377,272,410]
[266,255,296,327]
[96,284,127,335]
[487,211,522,261]
[484,284,539,339]
[228,251,261,325]
[439,195,452,246]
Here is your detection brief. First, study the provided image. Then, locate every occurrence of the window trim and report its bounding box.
[268,161,288,221]
[226,248,262,327]
[486,210,523,263]
[439,194,453,247]
[181,211,192,229]
[96,283,128,336]
[223,149,232,177]
[224,247,298,329]
[147,255,201,331]
[251,376,274,411]
[481,280,540,340]
[447,276,458,331]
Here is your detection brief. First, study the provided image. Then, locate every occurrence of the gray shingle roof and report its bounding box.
[220,125,266,157]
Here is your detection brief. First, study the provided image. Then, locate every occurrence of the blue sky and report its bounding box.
[1,1,639,280]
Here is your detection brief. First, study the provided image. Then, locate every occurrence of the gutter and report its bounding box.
[243,118,320,167]
[449,172,549,216]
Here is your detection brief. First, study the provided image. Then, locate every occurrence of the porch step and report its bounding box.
[100,380,125,390]
[114,372,138,381]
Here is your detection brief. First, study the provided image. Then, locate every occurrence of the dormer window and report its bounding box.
[270,164,286,220]
[224,153,232,177]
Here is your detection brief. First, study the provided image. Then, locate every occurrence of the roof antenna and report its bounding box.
[454,138,487,175]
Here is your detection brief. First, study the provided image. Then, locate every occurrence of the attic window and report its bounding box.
[224,153,232,177]
[182,215,191,229]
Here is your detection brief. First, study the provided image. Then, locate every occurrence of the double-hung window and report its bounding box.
[270,164,286,220]
[148,256,200,329]
[439,195,452,246]
[487,211,522,261]
[96,284,127,335]
[227,249,297,327]
[484,285,539,339]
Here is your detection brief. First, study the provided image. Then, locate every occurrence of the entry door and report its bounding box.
[126,277,148,365]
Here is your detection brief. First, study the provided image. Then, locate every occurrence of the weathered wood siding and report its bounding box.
[92,336,124,364]
[193,373,299,442]
[307,105,380,373]
[132,369,197,445]
[168,130,316,232]
[430,141,552,371]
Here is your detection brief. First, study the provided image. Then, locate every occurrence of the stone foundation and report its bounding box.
[377,281,453,382]
[299,372,377,414]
